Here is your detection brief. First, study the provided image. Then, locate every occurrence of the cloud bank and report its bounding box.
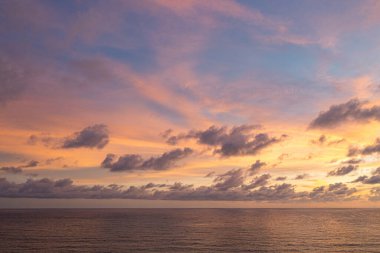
[0,174,359,202]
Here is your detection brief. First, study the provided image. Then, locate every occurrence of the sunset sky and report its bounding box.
[2,0,380,207]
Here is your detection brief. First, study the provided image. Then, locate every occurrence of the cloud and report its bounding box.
[347,138,380,156]
[213,169,245,191]
[28,124,109,149]
[0,167,23,174]
[242,174,271,190]
[327,165,357,176]
[61,124,109,149]
[204,171,215,178]
[0,160,39,174]
[23,160,39,168]
[352,167,380,184]
[311,135,345,146]
[0,177,129,199]
[294,173,309,180]
[311,135,327,145]
[342,158,362,165]
[248,160,266,175]
[165,125,284,157]
[309,99,380,129]
[0,176,360,202]
[275,176,287,181]
[361,138,380,155]
[308,183,357,202]
[101,148,193,172]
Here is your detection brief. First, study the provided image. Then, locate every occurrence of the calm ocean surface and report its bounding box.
[1,209,380,252]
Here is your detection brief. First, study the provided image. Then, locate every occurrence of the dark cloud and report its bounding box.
[311,135,345,146]
[45,157,63,165]
[27,134,54,147]
[351,167,380,184]
[62,124,109,149]
[23,160,39,168]
[213,169,245,191]
[101,148,193,172]
[346,138,380,157]
[160,129,173,139]
[309,99,380,129]
[204,171,215,178]
[165,125,284,157]
[248,160,266,175]
[308,183,357,202]
[352,175,369,183]
[328,138,345,146]
[0,167,23,174]
[28,124,109,149]
[247,183,303,201]
[242,174,271,190]
[361,138,380,155]
[0,160,39,174]
[275,176,287,181]
[342,159,362,165]
[347,146,360,157]
[327,165,357,176]
[0,177,131,199]
[311,135,326,145]
[0,177,359,202]
[353,175,380,184]
[294,174,309,180]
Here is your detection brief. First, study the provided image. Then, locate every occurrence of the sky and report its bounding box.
[2,0,380,208]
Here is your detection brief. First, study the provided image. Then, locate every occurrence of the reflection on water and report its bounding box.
[1,209,380,252]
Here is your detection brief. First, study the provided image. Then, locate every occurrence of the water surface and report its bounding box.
[1,209,379,252]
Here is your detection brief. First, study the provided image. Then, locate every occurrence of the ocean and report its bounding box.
[1,209,380,252]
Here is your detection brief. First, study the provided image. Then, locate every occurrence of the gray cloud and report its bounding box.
[309,99,380,129]
[242,174,271,190]
[347,146,360,157]
[0,167,23,174]
[308,183,358,202]
[23,160,39,168]
[27,134,54,147]
[28,124,109,149]
[204,171,215,178]
[346,138,380,157]
[0,160,39,174]
[352,167,380,184]
[248,160,266,175]
[343,158,362,165]
[213,169,245,191]
[165,125,284,157]
[275,176,287,181]
[294,173,309,180]
[0,177,359,202]
[311,135,326,145]
[62,124,109,149]
[311,135,345,146]
[327,165,357,176]
[101,148,193,172]
[353,175,380,184]
[361,138,380,155]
